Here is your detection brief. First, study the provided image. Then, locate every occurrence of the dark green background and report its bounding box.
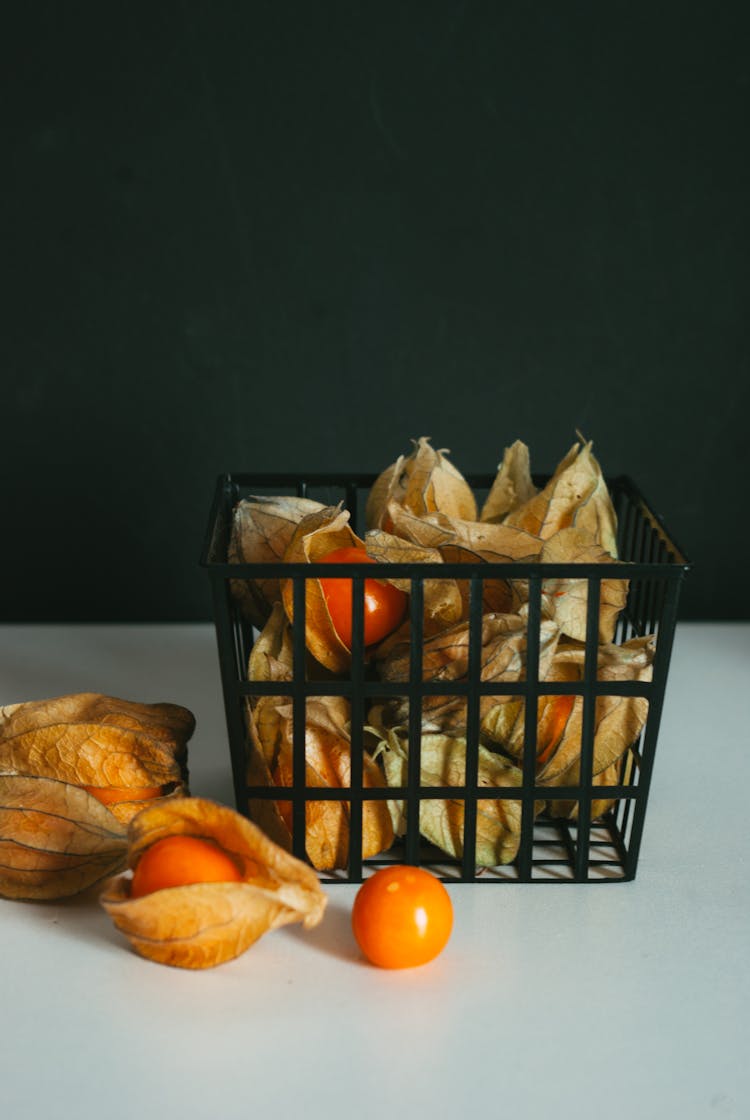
[3,2,747,621]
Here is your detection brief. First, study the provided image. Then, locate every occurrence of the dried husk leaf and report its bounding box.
[546,754,628,822]
[503,439,619,557]
[248,695,393,871]
[480,440,537,523]
[422,512,544,619]
[0,774,127,900]
[376,731,543,866]
[245,606,352,848]
[228,495,326,627]
[243,604,298,847]
[372,507,541,624]
[384,501,459,549]
[482,637,655,784]
[100,797,327,969]
[0,693,192,821]
[376,612,559,734]
[365,437,477,530]
[247,601,295,685]
[0,693,194,753]
[538,527,628,643]
[280,504,364,673]
[393,506,543,564]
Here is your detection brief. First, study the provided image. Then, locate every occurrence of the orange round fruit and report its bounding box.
[130,835,243,898]
[318,546,407,648]
[351,865,453,969]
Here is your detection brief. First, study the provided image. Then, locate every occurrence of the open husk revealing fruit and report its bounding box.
[279,504,367,673]
[0,693,193,824]
[100,797,327,970]
[0,774,128,900]
[481,636,655,795]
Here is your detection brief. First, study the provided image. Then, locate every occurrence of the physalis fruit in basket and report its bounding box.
[352,866,453,969]
[318,545,408,648]
[100,797,327,969]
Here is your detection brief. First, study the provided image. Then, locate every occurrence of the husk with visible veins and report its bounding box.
[99,797,327,970]
[376,611,560,734]
[0,693,192,823]
[228,495,326,627]
[389,504,543,562]
[503,438,619,557]
[373,729,543,866]
[365,436,477,530]
[382,504,543,620]
[546,754,630,822]
[280,504,366,673]
[480,440,538,523]
[537,526,628,643]
[0,774,127,900]
[245,611,393,868]
[482,636,655,784]
[243,604,298,849]
[254,698,394,871]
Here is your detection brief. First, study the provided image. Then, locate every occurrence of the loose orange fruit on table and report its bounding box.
[319,546,407,649]
[351,865,453,969]
[130,835,243,899]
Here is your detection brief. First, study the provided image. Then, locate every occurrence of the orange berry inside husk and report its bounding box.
[318,546,407,648]
[130,835,243,898]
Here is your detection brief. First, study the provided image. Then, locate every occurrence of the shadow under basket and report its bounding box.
[201,472,690,884]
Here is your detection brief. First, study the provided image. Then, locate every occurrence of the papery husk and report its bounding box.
[248,694,393,871]
[538,527,628,643]
[546,754,629,822]
[375,730,542,866]
[0,693,192,821]
[280,504,365,673]
[228,495,326,627]
[376,611,560,734]
[381,504,542,621]
[480,440,537,523]
[482,636,655,784]
[99,797,327,970]
[503,438,619,557]
[244,606,359,854]
[365,436,477,530]
[0,774,128,900]
[389,504,543,563]
[244,604,298,848]
[365,529,464,635]
[247,601,295,685]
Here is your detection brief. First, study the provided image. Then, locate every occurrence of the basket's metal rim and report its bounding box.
[200,471,691,570]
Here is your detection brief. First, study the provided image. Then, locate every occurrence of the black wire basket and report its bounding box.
[201,472,690,884]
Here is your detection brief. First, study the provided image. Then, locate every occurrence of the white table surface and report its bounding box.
[0,622,747,1120]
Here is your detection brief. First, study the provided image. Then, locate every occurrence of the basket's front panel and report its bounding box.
[207,474,687,884]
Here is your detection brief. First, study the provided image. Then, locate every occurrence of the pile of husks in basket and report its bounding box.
[229,435,655,872]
